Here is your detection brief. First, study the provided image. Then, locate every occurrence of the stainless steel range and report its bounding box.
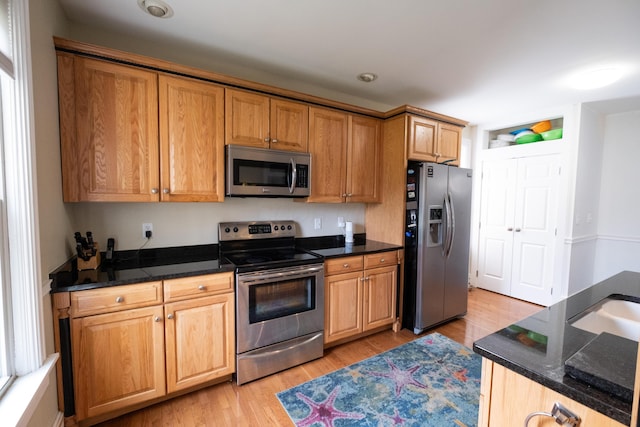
[218,220,324,385]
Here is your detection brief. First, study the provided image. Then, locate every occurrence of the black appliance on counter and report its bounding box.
[218,220,324,385]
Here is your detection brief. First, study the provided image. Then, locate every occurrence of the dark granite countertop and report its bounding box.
[49,244,234,293]
[50,236,403,293]
[298,234,403,258]
[473,271,640,425]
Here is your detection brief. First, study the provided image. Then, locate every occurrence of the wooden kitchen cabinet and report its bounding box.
[324,251,398,344]
[57,52,226,202]
[159,74,225,202]
[71,304,166,420]
[163,273,234,393]
[479,359,625,427]
[164,293,234,393]
[60,272,235,424]
[57,53,160,202]
[407,115,462,165]
[308,107,381,203]
[225,88,309,152]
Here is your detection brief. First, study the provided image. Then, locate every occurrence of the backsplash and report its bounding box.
[68,198,365,252]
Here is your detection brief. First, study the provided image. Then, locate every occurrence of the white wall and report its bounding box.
[565,104,605,295]
[594,110,640,282]
[28,0,72,425]
[68,199,366,251]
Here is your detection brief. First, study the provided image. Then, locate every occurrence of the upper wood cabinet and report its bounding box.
[225,89,309,152]
[56,52,226,202]
[407,115,462,165]
[308,107,381,203]
[159,74,225,202]
[57,54,160,202]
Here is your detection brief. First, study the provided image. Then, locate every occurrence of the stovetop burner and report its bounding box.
[218,220,322,271]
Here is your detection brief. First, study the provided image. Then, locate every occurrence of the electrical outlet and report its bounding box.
[142,223,153,238]
[314,218,322,230]
[337,217,345,228]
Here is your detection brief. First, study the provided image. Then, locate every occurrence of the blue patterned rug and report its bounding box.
[277,333,481,426]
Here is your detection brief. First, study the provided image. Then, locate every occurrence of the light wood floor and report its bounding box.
[96,288,541,427]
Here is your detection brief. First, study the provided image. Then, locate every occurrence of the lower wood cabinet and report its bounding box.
[164,293,234,393]
[324,251,398,344]
[479,358,625,427]
[58,272,235,423]
[72,305,166,420]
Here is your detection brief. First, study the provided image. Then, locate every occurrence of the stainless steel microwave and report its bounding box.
[225,145,311,197]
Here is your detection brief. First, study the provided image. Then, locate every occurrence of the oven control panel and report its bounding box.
[219,220,296,241]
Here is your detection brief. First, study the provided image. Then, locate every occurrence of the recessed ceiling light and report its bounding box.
[568,66,623,90]
[138,0,174,18]
[357,73,378,83]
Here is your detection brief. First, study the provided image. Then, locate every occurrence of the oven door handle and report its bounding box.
[241,332,323,360]
[238,265,324,285]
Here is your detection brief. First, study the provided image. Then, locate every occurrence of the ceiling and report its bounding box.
[57,0,640,125]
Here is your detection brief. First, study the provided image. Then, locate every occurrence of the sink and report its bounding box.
[570,297,640,341]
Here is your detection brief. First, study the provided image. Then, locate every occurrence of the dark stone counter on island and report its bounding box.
[473,271,640,425]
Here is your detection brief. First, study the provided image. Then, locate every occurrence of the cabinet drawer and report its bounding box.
[70,281,163,317]
[164,272,234,302]
[325,256,364,276]
[364,251,398,269]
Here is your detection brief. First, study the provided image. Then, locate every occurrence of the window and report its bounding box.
[0,0,46,400]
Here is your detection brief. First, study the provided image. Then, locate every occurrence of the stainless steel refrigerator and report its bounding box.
[403,161,473,334]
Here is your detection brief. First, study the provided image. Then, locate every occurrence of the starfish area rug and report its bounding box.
[276,332,481,427]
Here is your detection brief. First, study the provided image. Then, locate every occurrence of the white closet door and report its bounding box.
[509,155,560,305]
[477,158,517,296]
[477,154,560,306]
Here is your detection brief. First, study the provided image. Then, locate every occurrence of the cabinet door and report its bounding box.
[324,271,363,343]
[270,99,309,152]
[59,55,159,201]
[159,75,225,202]
[437,123,462,165]
[165,293,235,393]
[72,305,165,420]
[363,265,397,331]
[308,107,349,203]
[225,89,270,148]
[347,116,381,203]
[483,361,625,427]
[407,115,437,162]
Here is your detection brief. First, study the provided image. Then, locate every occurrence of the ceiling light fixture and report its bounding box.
[568,66,623,90]
[138,0,174,18]
[357,72,378,83]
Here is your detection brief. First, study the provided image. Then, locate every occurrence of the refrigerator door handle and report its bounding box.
[444,192,455,258]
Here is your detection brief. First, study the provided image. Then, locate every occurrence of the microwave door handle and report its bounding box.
[289,158,297,194]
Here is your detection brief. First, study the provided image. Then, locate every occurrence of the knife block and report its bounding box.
[77,244,101,271]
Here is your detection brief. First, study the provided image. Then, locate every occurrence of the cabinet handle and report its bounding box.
[380,258,385,263]
[198,285,206,291]
[264,137,270,142]
[347,193,353,197]
[343,263,350,268]
[163,188,170,194]
[167,313,174,320]
[507,227,513,231]
[342,193,347,197]
[271,138,278,143]
[154,316,161,322]
[515,228,521,232]
[151,188,159,194]
[115,296,124,303]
